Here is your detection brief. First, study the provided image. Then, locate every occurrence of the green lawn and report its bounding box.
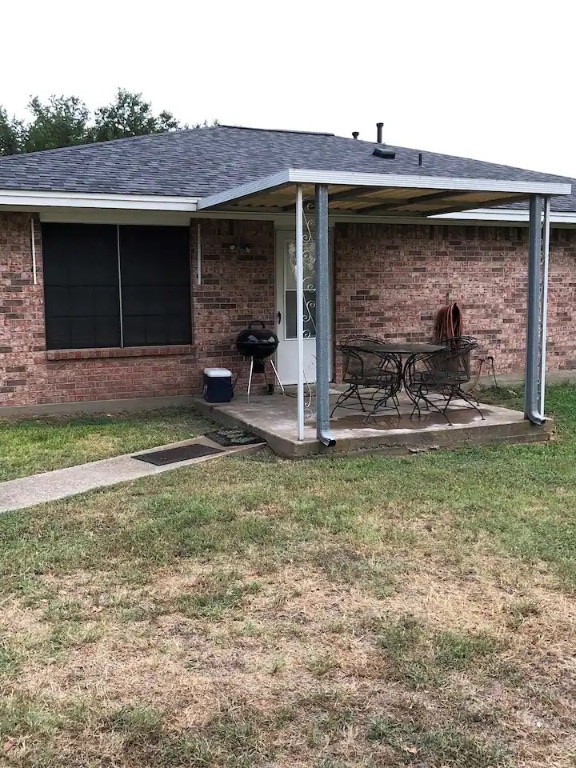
[0,408,214,481]
[1,386,576,766]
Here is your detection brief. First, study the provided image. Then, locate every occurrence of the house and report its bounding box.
[0,124,573,429]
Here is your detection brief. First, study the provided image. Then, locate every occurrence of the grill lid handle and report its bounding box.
[248,320,266,329]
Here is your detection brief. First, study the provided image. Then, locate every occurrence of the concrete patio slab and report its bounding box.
[0,437,262,514]
[193,389,552,458]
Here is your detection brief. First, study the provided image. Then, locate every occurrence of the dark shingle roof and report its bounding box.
[0,124,573,211]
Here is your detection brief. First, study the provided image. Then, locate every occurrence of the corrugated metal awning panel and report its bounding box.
[222,183,529,217]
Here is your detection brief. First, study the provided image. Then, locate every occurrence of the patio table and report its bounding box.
[332,340,447,420]
[344,341,447,384]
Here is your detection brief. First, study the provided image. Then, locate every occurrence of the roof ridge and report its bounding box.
[0,124,339,163]
[0,126,212,161]
[219,124,335,137]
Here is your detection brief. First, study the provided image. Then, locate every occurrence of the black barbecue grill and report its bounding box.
[234,320,284,401]
[236,320,279,362]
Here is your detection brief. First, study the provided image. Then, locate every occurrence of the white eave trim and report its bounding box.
[0,189,199,211]
[196,170,289,210]
[196,168,572,210]
[435,207,576,224]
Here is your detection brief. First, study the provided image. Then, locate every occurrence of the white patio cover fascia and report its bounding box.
[197,169,572,447]
[196,168,570,217]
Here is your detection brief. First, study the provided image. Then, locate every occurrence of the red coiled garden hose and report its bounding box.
[433,302,462,342]
[432,303,500,391]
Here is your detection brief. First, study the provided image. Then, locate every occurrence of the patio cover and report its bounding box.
[197,169,571,446]
[196,168,569,217]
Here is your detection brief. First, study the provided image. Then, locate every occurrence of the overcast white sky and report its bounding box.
[2,0,574,176]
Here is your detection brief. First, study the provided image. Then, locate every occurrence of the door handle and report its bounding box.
[277,310,282,324]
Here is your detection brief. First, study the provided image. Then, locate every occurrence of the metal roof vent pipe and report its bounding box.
[373,147,396,159]
[352,131,359,139]
[376,122,384,143]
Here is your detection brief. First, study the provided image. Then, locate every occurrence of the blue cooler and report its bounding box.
[203,368,233,403]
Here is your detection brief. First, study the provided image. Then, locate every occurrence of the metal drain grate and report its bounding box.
[133,443,223,466]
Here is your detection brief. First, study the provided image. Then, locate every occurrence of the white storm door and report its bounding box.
[275,230,319,385]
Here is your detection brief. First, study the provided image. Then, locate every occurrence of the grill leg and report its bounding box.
[268,359,285,395]
[247,357,254,403]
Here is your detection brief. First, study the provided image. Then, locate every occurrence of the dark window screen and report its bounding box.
[43,224,120,349]
[120,226,191,347]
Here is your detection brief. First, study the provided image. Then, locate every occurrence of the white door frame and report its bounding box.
[274,225,333,387]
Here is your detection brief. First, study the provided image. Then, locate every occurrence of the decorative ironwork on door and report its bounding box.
[285,198,317,340]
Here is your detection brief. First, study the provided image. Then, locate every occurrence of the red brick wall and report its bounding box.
[191,218,275,386]
[0,213,197,407]
[2,212,576,409]
[334,222,576,377]
[0,215,276,408]
[547,229,576,371]
[0,212,45,404]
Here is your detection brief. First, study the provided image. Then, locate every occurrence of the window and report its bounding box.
[120,226,191,347]
[43,224,120,349]
[43,223,191,350]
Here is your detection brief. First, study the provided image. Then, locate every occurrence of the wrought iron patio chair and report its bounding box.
[404,336,484,424]
[331,339,402,420]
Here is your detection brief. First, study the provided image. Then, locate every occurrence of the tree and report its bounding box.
[89,88,181,143]
[0,89,208,155]
[24,95,90,152]
[0,107,24,155]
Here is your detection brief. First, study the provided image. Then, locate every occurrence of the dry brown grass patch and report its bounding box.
[3,534,576,766]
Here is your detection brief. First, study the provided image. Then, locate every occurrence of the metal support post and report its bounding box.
[315,184,336,446]
[539,197,551,416]
[296,185,305,441]
[525,195,546,424]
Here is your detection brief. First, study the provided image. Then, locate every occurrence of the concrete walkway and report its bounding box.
[0,437,261,514]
